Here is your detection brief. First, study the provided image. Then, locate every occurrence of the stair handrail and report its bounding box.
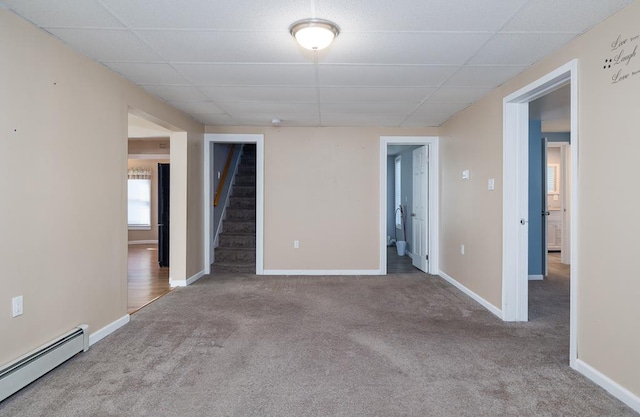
[214,144,236,207]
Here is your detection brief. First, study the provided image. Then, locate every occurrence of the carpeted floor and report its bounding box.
[0,261,636,416]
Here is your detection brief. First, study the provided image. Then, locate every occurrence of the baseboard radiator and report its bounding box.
[0,324,89,402]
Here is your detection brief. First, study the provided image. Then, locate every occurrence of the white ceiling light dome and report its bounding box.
[289,18,340,51]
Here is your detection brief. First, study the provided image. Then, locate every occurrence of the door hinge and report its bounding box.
[426,254,429,260]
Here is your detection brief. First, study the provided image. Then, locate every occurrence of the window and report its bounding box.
[395,156,402,227]
[128,168,152,229]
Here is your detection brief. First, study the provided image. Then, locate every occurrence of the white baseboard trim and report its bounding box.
[574,359,640,413]
[263,269,382,276]
[89,314,130,346]
[128,240,158,245]
[438,271,503,319]
[170,269,206,287]
[528,274,544,280]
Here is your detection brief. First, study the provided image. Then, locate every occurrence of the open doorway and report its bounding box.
[204,134,265,275]
[502,60,578,367]
[379,136,439,276]
[127,113,172,313]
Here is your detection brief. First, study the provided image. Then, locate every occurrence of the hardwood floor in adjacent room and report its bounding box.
[128,244,171,314]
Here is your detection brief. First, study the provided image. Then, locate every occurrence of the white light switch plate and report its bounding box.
[462,170,470,180]
[488,179,495,190]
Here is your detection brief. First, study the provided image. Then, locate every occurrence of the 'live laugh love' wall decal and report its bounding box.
[605,32,639,84]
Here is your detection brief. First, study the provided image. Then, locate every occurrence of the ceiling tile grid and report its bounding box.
[0,0,633,127]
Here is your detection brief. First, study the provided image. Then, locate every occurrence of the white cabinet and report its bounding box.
[547,210,562,251]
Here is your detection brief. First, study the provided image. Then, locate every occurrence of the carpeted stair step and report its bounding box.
[211,262,255,274]
[224,221,256,234]
[234,186,256,197]
[219,233,256,248]
[229,196,255,209]
[238,165,255,175]
[235,175,255,186]
[215,247,256,263]
[226,208,255,221]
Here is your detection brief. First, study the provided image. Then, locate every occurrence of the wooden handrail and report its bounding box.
[214,144,236,207]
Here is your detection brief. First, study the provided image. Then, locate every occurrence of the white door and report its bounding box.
[412,146,428,272]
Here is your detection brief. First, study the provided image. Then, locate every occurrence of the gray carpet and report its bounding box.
[0,266,636,416]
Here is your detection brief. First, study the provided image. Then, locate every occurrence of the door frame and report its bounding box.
[204,134,264,275]
[379,136,439,275]
[502,60,578,367]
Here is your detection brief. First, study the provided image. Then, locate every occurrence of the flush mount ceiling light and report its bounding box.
[289,18,340,51]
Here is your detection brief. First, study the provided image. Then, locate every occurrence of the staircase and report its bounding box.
[213,144,256,273]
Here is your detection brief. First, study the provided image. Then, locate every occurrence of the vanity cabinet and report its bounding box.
[547,209,562,251]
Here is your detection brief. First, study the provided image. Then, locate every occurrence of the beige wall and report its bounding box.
[127,159,170,242]
[0,9,203,365]
[206,126,437,270]
[439,1,640,397]
[128,139,170,155]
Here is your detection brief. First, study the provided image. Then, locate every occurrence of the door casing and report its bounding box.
[380,136,439,275]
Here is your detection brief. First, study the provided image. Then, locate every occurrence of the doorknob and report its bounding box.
[411,213,416,217]
[520,218,527,225]
[541,211,550,216]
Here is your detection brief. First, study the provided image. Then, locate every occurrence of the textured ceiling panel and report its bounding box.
[0,0,630,127]
[136,30,307,63]
[105,63,190,84]
[317,65,458,87]
[47,28,162,62]
[502,0,632,32]
[319,87,435,103]
[1,0,124,27]
[444,66,529,88]
[468,33,578,66]
[174,63,316,86]
[427,87,493,103]
[322,32,492,65]
[200,86,318,103]
[315,0,529,32]
[141,85,209,102]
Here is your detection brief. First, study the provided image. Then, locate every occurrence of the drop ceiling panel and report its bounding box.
[222,102,319,114]
[192,113,237,126]
[444,66,528,88]
[412,102,471,117]
[468,33,578,66]
[136,30,307,63]
[427,87,492,103]
[320,102,418,114]
[167,101,226,115]
[0,0,631,128]
[402,114,450,127]
[141,85,209,102]
[503,0,633,32]
[232,113,321,126]
[319,87,435,102]
[47,28,163,62]
[318,65,458,87]
[321,113,406,127]
[323,32,492,65]
[1,0,124,28]
[200,86,317,102]
[174,63,315,86]
[105,63,190,84]
[316,0,529,32]
[101,0,306,30]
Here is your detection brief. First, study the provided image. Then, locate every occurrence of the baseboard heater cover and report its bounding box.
[0,324,89,402]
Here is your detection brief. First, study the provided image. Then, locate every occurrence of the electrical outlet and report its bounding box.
[12,296,23,317]
[294,240,299,249]
[460,245,465,255]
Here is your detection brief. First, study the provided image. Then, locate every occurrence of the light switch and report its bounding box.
[12,296,23,317]
[462,170,470,180]
[488,179,495,191]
